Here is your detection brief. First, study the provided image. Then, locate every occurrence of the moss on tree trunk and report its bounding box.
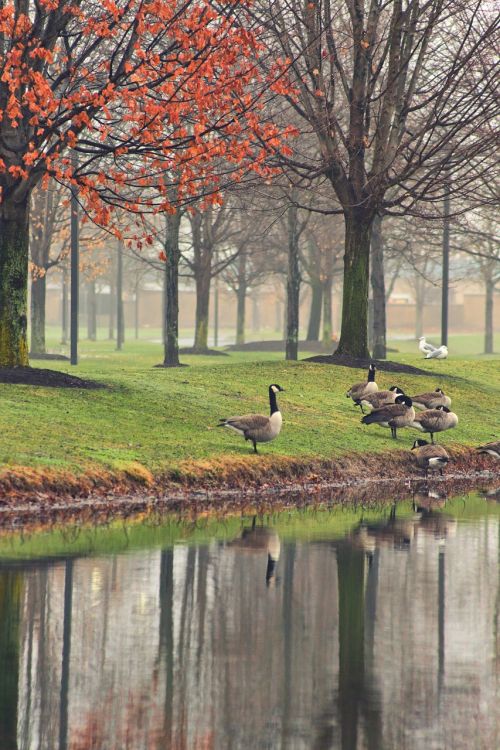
[335,212,372,359]
[0,198,29,367]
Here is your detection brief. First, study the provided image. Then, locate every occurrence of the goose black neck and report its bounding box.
[269,387,279,415]
[368,367,375,383]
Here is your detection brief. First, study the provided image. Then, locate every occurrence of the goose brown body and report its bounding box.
[347,364,378,405]
[410,388,451,410]
[218,384,284,453]
[411,439,450,476]
[475,441,500,459]
[356,386,404,412]
[410,406,458,443]
[361,395,415,439]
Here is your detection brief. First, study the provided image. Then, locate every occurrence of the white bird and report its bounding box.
[425,345,448,359]
[418,336,437,355]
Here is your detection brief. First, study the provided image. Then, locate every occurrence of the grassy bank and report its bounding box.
[0,340,498,491]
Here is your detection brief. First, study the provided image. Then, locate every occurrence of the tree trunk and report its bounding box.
[236,283,247,346]
[252,294,260,332]
[484,278,494,354]
[86,280,96,340]
[193,271,211,352]
[213,272,219,347]
[61,267,69,345]
[0,197,30,366]
[163,209,182,366]
[322,275,333,347]
[370,214,386,359]
[30,273,46,355]
[116,241,124,350]
[335,212,372,358]
[235,248,247,345]
[306,281,322,341]
[286,203,300,360]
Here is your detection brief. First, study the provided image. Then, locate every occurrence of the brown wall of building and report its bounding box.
[44,285,499,337]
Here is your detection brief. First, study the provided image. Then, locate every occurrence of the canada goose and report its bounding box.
[410,388,451,410]
[361,394,415,439]
[425,345,448,359]
[418,336,437,355]
[410,405,458,443]
[355,385,405,413]
[346,363,378,408]
[475,440,500,459]
[411,439,450,476]
[218,384,284,453]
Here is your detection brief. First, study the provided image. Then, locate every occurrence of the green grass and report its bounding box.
[0,337,498,476]
[44,327,500,357]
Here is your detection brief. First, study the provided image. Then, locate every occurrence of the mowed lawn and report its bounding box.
[0,333,498,476]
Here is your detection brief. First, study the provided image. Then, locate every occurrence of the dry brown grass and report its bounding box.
[0,445,496,499]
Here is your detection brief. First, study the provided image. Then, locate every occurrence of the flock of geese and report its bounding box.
[218,365,499,478]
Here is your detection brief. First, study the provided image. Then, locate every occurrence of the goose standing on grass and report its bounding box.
[425,344,448,359]
[411,439,450,476]
[410,405,458,443]
[475,441,500,459]
[418,337,437,355]
[218,384,284,454]
[361,395,415,439]
[410,388,452,410]
[355,385,405,413]
[346,364,378,409]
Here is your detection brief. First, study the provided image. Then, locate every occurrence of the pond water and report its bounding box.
[0,491,498,750]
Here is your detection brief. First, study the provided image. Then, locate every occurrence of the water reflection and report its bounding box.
[227,517,281,585]
[0,498,498,750]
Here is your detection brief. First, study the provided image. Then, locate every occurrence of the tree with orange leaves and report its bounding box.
[0,0,295,366]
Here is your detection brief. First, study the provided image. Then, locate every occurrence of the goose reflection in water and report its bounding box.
[350,494,457,555]
[227,517,281,586]
[350,504,417,555]
[412,487,457,540]
[479,484,500,503]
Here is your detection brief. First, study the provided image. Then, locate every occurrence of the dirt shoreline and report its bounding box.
[0,447,498,530]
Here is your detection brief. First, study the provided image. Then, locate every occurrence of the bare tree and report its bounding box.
[183,204,241,353]
[29,184,69,355]
[254,0,498,357]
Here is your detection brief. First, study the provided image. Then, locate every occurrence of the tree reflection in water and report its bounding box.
[0,496,498,750]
